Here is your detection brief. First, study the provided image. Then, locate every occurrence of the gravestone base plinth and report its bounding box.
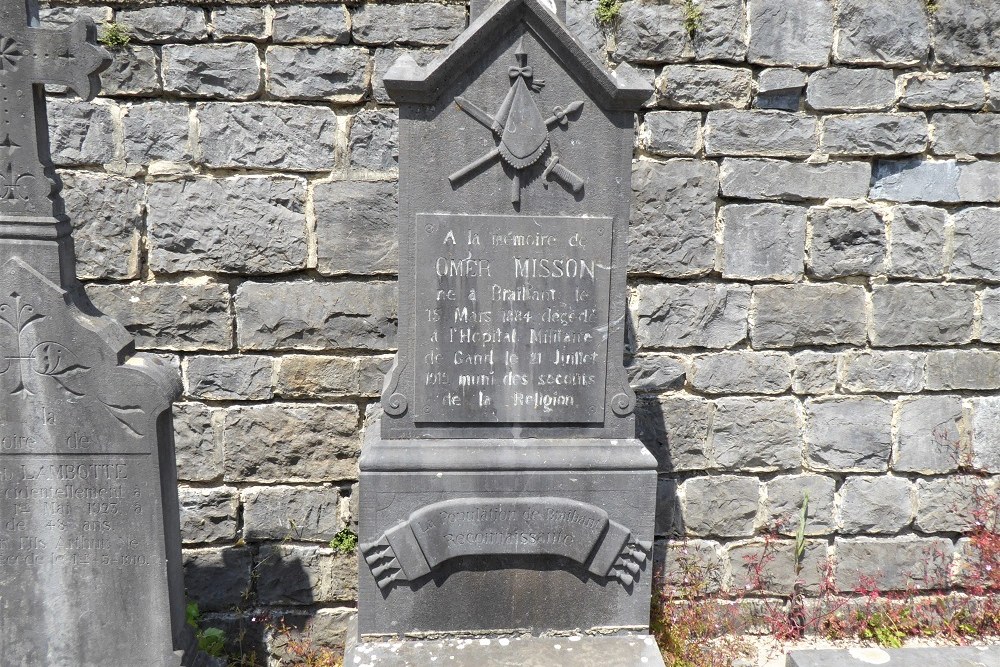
[357,418,658,639]
[343,617,666,667]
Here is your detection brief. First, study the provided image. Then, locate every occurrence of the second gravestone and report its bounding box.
[0,2,198,664]
[351,0,663,663]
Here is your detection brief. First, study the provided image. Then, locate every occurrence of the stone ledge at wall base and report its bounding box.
[355,417,658,638]
[343,616,666,666]
[785,645,1000,667]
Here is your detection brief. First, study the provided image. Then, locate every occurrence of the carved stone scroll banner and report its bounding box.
[362,497,651,589]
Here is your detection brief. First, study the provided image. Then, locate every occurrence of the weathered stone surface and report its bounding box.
[839,476,913,534]
[198,102,337,171]
[683,476,759,537]
[372,47,438,105]
[638,111,701,156]
[754,68,807,111]
[932,0,1000,66]
[179,487,238,544]
[39,5,111,25]
[99,45,161,96]
[162,43,260,99]
[871,284,975,346]
[236,281,396,351]
[174,402,224,483]
[841,351,925,394]
[720,203,806,280]
[635,395,712,472]
[835,537,953,591]
[257,545,357,604]
[899,71,986,109]
[981,287,1000,343]
[222,404,359,483]
[705,110,816,157]
[565,0,606,59]
[655,540,725,593]
[272,4,350,43]
[765,474,836,535]
[123,101,191,164]
[895,396,965,474]
[147,176,308,275]
[47,98,115,166]
[871,159,1000,203]
[970,397,1000,472]
[626,354,687,393]
[314,180,398,275]
[721,158,872,201]
[350,2,466,46]
[694,0,748,62]
[212,6,267,39]
[613,0,691,64]
[655,65,752,109]
[808,206,886,278]
[117,6,208,42]
[951,207,1000,280]
[932,114,1000,156]
[60,171,142,280]
[183,547,253,611]
[807,67,897,111]
[269,608,355,664]
[915,476,986,533]
[990,72,1000,111]
[805,398,893,472]
[711,397,800,471]
[243,486,343,541]
[349,109,398,172]
[821,113,928,156]
[630,159,718,276]
[751,284,867,348]
[887,205,948,278]
[728,540,826,595]
[793,352,839,395]
[275,355,360,398]
[834,0,929,65]
[927,350,1000,391]
[266,46,369,103]
[633,283,749,349]
[185,355,274,401]
[747,0,833,67]
[691,351,792,395]
[86,281,233,351]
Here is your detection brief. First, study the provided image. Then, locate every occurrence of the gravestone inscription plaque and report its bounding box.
[0,2,196,665]
[352,0,662,663]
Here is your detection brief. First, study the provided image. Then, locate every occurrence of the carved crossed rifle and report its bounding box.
[448,38,586,206]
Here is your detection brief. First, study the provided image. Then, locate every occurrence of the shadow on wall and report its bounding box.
[183,546,318,664]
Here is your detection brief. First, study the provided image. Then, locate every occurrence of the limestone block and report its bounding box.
[871,284,975,346]
[630,159,718,276]
[221,404,360,483]
[805,397,892,472]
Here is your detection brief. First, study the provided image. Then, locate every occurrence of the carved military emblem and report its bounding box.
[448,37,585,206]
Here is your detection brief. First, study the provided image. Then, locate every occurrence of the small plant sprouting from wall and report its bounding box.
[185,602,226,658]
[98,22,131,50]
[329,527,358,555]
[683,0,703,39]
[595,0,622,28]
[926,0,940,13]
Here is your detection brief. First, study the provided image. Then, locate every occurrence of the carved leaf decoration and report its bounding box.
[30,342,89,378]
[0,303,15,331]
[98,400,145,438]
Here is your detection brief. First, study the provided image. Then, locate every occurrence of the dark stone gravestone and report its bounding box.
[0,2,197,664]
[350,0,662,663]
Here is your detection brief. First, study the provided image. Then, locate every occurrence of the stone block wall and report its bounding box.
[42,0,1000,657]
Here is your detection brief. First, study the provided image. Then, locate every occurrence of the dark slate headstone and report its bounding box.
[352,1,662,663]
[0,2,197,664]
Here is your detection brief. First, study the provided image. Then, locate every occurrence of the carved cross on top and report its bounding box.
[0,0,109,222]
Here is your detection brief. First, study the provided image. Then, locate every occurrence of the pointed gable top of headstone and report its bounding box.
[384,0,651,110]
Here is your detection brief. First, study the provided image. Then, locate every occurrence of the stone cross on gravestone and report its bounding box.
[0,2,200,665]
[0,0,107,285]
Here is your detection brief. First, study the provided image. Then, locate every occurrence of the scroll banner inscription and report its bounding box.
[362,497,650,590]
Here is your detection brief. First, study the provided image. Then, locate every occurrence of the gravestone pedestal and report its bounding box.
[349,0,663,664]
